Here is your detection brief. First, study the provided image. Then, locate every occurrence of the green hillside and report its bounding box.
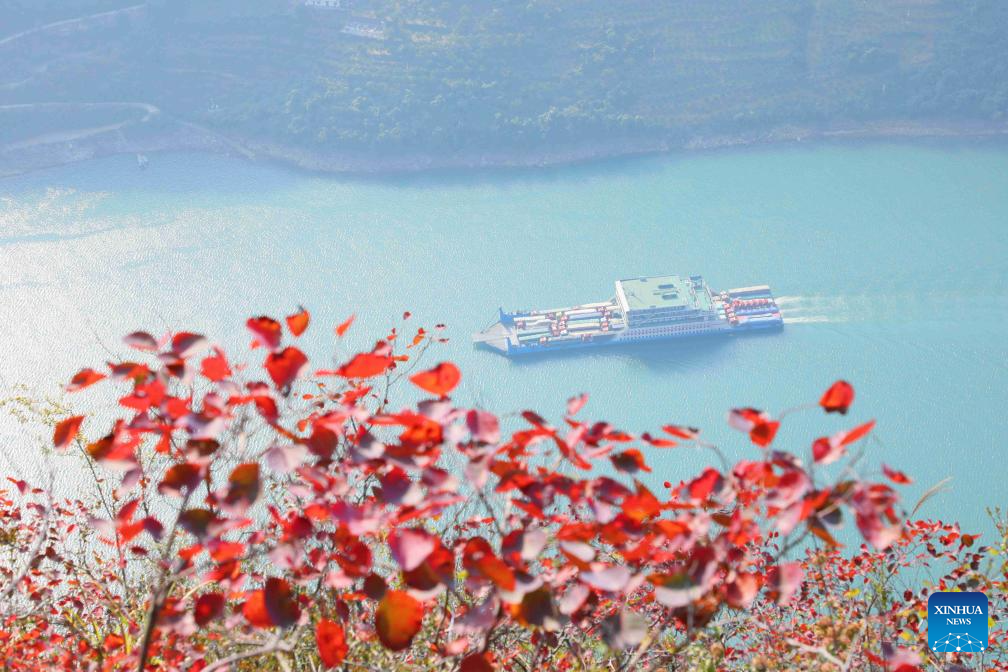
[1,0,1006,158]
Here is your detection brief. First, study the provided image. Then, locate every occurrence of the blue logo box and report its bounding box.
[928,591,988,653]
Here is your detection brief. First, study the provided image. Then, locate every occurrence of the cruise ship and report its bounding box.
[473,274,782,356]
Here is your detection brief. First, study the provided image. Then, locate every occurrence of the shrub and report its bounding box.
[0,309,1003,670]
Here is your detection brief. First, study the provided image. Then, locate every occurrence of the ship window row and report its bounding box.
[630,325,715,339]
[630,312,707,322]
[629,314,715,327]
[634,305,687,314]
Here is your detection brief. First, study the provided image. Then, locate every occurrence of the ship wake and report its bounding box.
[782,315,834,324]
[777,295,847,324]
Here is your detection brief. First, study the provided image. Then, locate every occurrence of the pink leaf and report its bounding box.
[389,528,436,571]
[466,409,500,444]
[566,393,588,416]
[123,331,159,352]
[767,562,803,605]
[580,566,631,593]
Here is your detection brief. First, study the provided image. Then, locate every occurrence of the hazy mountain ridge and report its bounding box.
[1,0,1006,170]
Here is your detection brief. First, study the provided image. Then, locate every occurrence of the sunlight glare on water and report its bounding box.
[0,141,1005,535]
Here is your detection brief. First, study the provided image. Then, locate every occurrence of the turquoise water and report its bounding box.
[1,142,1006,537]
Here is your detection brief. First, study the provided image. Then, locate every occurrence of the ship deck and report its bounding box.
[473,298,628,352]
[472,320,513,353]
[473,278,783,355]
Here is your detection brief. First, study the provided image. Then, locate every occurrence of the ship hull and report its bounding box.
[474,319,781,356]
[473,275,783,357]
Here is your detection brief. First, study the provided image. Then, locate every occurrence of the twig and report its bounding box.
[202,634,293,672]
[784,637,845,667]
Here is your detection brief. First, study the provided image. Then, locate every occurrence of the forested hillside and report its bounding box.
[1,0,1006,162]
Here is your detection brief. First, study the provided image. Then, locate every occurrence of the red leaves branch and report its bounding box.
[20,313,940,670]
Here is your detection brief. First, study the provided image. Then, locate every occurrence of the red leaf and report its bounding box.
[209,540,245,563]
[179,509,220,539]
[316,619,348,668]
[201,348,231,382]
[263,577,300,628]
[335,314,355,337]
[87,428,140,467]
[119,379,165,413]
[158,463,203,496]
[819,380,854,414]
[728,408,781,447]
[53,415,84,450]
[363,573,388,600]
[409,362,461,397]
[265,347,309,390]
[66,368,106,392]
[341,384,372,406]
[882,464,912,485]
[749,420,780,447]
[641,432,678,448]
[285,307,310,337]
[107,362,149,382]
[837,419,876,447]
[662,424,698,439]
[247,316,283,350]
[332,352,393,379]
[242,590,272,628]
[463,537,516,590]
[687,467,723,501]
[225,463,260,510]
[375,590,424,651]
[459,652,495,672]
[194,592,225,627]
[609,449,651,474]
[622,482,661,522]
[812,436,845,465]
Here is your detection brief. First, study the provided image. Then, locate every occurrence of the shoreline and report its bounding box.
[2,116,1007,179]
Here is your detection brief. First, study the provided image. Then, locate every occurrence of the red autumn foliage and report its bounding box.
[335,313,355,337]
[409,361,462,396]
[193,593,225,627]
[264,345,309,390]
[247,316,283,350]
[375,590,425,651]
[820,379,855,414]
[285,307,311,337]
[52,414,84,450]
[330,350,393,378]
[0,309,1003,671]
[315,618,347,667]
[65,367,106,391]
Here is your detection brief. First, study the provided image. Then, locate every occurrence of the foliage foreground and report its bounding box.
[0,310,1004,671]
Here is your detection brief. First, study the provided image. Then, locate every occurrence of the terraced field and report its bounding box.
[1,0,1006,161]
